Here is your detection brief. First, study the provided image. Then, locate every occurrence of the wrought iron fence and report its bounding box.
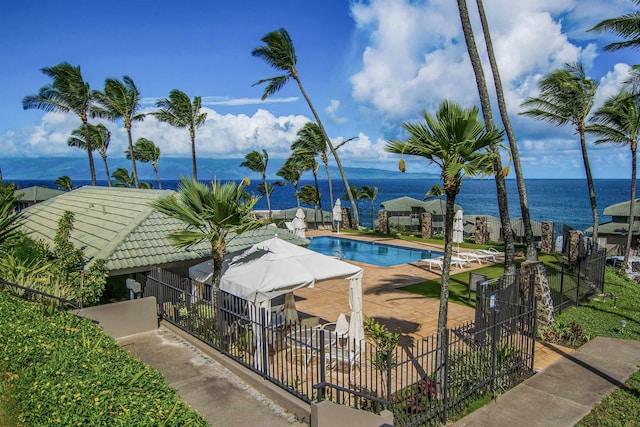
[0,278,80,311]
[143,266,536,426]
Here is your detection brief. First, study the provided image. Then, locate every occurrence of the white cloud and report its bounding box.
[325,100,348,124]
[593,63,632,109]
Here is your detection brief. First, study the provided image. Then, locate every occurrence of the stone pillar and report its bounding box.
[541,221,553,253]
[421,212,432,239]
[475,216,488,245]
[520,261,555,326]
[341,207,353,230]
[564,230,583,263]
[378,209,389,234]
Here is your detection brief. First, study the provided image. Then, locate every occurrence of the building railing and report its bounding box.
[143,267,536,426]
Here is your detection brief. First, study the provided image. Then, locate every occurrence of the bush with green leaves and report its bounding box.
[0,291,208,426]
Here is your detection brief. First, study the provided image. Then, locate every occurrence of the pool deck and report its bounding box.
[295,230,570,372]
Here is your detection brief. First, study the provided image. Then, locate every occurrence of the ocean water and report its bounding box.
[9,178,630,232]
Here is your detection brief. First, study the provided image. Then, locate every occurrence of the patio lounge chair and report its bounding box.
[425,256,468,271]
[473,248,504,261]
[457,252,485,265]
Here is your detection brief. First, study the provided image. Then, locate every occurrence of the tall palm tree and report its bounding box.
[111,167,134,188]
[92,76,145,187]
[291,147,324,226]
[23,62,97,185]
[474,0,537,261]
[586,91,640,270]
[129,137,162,189]
[68,123,112,186]
[277,158,304,208]
[151,177,263,288]
[241,149,271,217]
[54,176,73,191]
[360,185,379,230]
[456,0,516,274]
[521,63,599,244]
[252,28,360,228]
[292,122,336,207]
[153,90,207,180]
[589,1,640,51]
[385,100,501,386]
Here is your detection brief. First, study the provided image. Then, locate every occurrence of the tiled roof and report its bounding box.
[15,186,65,202]
[19,186,307,275]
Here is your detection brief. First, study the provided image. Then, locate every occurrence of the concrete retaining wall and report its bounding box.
[311,400,393,427]
[75,297,158,339]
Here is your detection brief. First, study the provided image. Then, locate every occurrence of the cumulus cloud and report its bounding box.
[325,100,349,124]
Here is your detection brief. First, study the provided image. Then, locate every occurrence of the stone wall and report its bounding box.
[341,207,353,230]
[475,216,488,245]
[421,212,432,239]
[541,221,553,253]
[520,261,555,326]
[378,209,389,234]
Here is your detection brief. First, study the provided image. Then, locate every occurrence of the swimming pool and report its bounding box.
[307,236,442,267]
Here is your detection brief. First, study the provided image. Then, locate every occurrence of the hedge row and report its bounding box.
[0,291,209,426]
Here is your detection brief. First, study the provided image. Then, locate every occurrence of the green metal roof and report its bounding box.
[19,186,307,275]
[15,186,65,203]
[381,196,461,215]
[589,220,640,235]
[272,207,332,222]
[603,199,640,217]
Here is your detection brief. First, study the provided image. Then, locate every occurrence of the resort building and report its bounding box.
[595,198,640,254]
[13,185,65,212]
[379,196,461,234]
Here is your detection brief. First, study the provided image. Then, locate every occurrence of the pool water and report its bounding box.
[307,236,442,267]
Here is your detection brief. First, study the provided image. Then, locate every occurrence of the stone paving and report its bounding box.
[294,230,569,371]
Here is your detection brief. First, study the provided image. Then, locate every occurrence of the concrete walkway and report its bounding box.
[452,337,640,427]
[118,326,308,427]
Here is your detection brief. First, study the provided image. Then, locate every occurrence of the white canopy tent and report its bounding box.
[219,235,364,369]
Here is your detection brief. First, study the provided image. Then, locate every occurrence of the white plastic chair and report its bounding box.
[322,313,350,347]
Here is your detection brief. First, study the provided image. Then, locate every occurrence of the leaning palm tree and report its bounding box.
[153,90,207,180]
[129,137,162,189]
[360,185,379,230]
[586,91,640,271]
[23,62,97,185]
[456,0,516,273]
[589,0,640,51]
[297,184,321,227]
[521,63,599,244]
[291,147,324,226]
[292,122,337,207]
[150,177,263,288]
[54,176,73,191]
[68,123,112,186]
[92,76,145,187]
[241,149,271,217]
[277,158,304,208]
[473,0,538,261]
[252,28,359,227]
[385,100,502,391]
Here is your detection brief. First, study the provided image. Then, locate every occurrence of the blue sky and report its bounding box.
[0,0,638,180]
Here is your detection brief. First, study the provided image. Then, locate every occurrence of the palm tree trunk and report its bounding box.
[126,127,139,188]
[625,142,637,270]
[312,169,325,227]
[190,129,198,181]
[456,0,515,274]
[102,154,111,187]
[154,163,162,190]
[82,119,97,186]
[323,153,335,211]
[263,174,272,218]
[293,77,359,228]
[295,183,301,208]
[476,0,537,261]
[579,127,599,245]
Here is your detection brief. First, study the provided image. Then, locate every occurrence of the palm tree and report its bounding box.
[292,122,337,207]
[111,167,134,188]
[241,149,271,217]
[385,100,502,386]
[474,0,538,261]
[291,147,324,226]
[257,181,285,213]
[589,1,640,51]
[455,0,516,274]
[92,76,145,187]
[23,62,97,185]
[153,90,207,181]
[298,184,321,226]
[521,63,599,244]
[0,189,22,247]
[424,184,445,227]
[252,28,360,228]
[360,185,379,230]
[68,123,112,186]
[150,177,263,288]
[586,91,640,270]
[128,137,162,189]
[277,158,304,208]
[55,176,73,191]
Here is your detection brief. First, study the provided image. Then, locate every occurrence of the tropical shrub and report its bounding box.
[0,291,208,426]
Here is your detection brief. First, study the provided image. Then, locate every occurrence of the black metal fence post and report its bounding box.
[318,329,326,401]
[490,303,499,394]
[386,347,392,411]
[576,260,581,307]
[157,268,164,320]
[559,263,565,315]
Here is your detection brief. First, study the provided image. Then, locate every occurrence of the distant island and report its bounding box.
[0,156,438,181]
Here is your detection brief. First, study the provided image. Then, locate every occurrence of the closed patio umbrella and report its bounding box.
[284,292,299,325]
[333,198,342,234]
[453,209,464,255]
